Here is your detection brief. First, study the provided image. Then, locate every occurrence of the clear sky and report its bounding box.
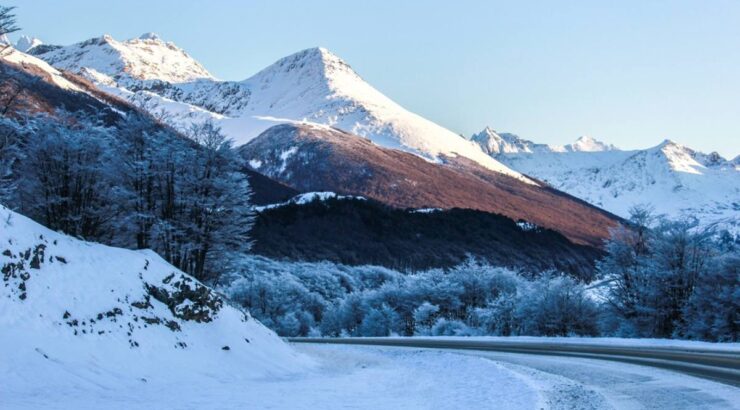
[6,0,740,157]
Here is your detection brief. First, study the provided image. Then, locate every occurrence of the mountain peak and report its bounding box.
[264,46,359,82]
[38,33,214,83]
[15,35,43,52]
[138,32,162,41]
[471,127,552,155]
[563,135,617,152]
[656,138,679,148]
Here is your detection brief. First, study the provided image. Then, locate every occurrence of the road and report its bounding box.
[290,337,740,409]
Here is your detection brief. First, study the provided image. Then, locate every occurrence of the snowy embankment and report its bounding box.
[0,204,308,407]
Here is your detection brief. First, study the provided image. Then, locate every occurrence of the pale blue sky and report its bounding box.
[7,0,740,157]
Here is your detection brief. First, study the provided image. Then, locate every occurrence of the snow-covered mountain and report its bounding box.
[562,135,618,152]
[35,34,530,182]
[471,128,616,155]
[40,33,214,84]
[14,35,43,53]
[474,129,739,230]
[471,127,553,154]
[0,204,308,400]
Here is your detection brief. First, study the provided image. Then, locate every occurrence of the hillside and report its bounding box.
[0,204,308,403]
[251,194,602,278]
[241,123,622,247]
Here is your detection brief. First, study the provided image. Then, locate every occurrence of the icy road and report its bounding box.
[291,338,740,410]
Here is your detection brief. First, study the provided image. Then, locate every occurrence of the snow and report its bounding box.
[39,34,214,83]
[471,128,618,155]
[0,204,311,407]
[0,48,83,92]
[37,38,534,184]
[491,137,739,231]
[517,221,539,231]
[561,135,618,152]
[411,208,443,213]
[2,342,543,410]
[254,192,365,211]
[467,347,740,410]
[14,35,43,53]
[471,127,553,154]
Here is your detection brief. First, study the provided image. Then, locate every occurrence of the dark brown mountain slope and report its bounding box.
[240,123,622,247]
[251,196,602,279]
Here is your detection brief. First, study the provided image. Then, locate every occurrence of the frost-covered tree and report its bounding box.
[176,120,254,280]
[598,207,715,338]
[359,304,401,336]
[18,114,118,239]
[678,234,738,341]
[413,302,439,335]
[0,116,23,204]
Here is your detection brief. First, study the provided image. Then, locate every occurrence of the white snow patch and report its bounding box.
[254,192,365,211]
[0,48,83,92]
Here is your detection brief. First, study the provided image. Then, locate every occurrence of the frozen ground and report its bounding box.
[1,344,540,410]
[4,343,738,409]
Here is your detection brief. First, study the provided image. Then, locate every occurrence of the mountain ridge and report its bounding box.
[34,36,532,183]
[475,128,739,229]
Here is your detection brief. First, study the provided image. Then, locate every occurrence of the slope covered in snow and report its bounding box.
[0,204,309,403]
[0,47,83,92]
[37,36,530,182]
[38,33,214,84]
[490,135,739,230]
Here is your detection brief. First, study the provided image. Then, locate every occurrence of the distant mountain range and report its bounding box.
[471,127,739,230]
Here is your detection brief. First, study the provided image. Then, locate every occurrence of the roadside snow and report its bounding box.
[467,349,740,410]
[1,342,540,409]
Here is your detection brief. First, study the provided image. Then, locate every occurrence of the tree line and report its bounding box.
[0,111,253,282]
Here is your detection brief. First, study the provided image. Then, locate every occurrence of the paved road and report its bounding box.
[289,337,740,387]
